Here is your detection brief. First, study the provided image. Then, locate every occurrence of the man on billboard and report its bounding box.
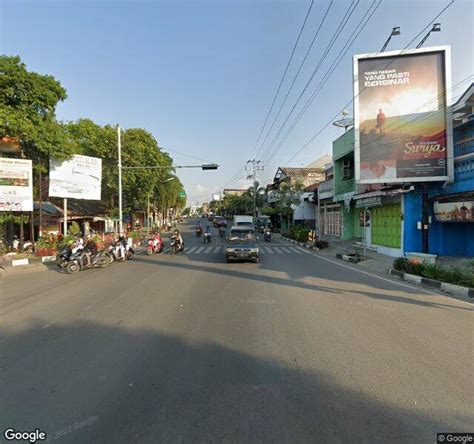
[354,46,452,184]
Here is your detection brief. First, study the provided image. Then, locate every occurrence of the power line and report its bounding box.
[253,0,334,161]
[282,0,455,166]
[259,0,360,164]
[262,0,381,167]
[250,0,315,160]
[162,147,213,164]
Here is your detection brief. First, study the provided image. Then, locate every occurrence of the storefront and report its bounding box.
[354,192,403,257]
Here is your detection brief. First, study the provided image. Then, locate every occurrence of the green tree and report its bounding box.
[0,55,74,168]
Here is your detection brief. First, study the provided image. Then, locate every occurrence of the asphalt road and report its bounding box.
[1,220,472,443]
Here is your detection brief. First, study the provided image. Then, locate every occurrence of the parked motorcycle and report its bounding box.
[203,232,212,244]
[65,249,110,274]
[170,235,184,255]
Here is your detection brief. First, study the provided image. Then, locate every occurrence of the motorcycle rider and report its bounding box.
[83,235,98,268]
[174,229,184,251]
[196,221,203,236]
[264,225,272,241]
[153,231,162,250]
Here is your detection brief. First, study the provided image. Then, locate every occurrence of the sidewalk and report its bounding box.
[314,237,395,275]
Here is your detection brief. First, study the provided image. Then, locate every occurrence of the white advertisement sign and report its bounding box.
[0,158,33,211]
[49,155,102,200]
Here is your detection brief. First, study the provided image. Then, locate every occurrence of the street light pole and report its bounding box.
[416,23,441,48]
[117,125,123,235]
[380,26,401,52]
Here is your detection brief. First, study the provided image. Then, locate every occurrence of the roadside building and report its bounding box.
[317,162,343,238]
[266,164,326,230]
[404,83,474,256]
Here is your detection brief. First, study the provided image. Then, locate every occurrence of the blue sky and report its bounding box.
[1,0,472,205]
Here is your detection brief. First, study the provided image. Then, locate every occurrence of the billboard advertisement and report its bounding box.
[354,46,453,184]
[0,158,33,211]
[434,201,474,222]
[49,155,102,200]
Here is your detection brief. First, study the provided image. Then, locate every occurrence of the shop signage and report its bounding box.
[356,195,382,208]
[0,158,33,211]
[354,46,453,184]
[49,155,102,200]
[434,201,474,222]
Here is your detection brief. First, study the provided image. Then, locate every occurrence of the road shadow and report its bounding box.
[1,319,471,443]
[134,256,473,312]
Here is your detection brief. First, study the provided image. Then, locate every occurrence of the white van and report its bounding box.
[233,215,254,228]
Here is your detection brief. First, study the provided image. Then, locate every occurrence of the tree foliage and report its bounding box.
[0,55,186,216]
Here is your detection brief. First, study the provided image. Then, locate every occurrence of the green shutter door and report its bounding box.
[371,204,401,248]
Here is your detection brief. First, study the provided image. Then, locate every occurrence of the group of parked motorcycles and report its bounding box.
[57,236,135,274]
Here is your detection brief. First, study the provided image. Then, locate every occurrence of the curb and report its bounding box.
[389,269,474,300]
[279,235,318,251]
[1,247,146,277]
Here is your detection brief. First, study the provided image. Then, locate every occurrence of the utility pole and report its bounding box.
[117,125,123,235]
[246,159,264,222]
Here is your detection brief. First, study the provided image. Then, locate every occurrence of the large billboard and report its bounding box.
[0,158,33,211]
[354,46,453,184]
[49,155,102,200]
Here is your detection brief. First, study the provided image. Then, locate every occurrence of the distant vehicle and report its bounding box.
[233,215,254,228]
[225,225,259,263]
[213,215,226,228]
[256,216,272,232]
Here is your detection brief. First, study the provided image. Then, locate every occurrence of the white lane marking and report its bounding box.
[272,247,284,253]
[204,246,213,253]
[280,246,294,254]
[214,246,222,253]
[310,253,456,297]
[265,247,274,254]
[195,247,205,253]
[186,247,197,254]
[286,247,301,254]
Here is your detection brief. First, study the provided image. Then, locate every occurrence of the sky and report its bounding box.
[1,0,473,205]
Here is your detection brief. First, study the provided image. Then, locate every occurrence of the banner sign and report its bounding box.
[0,158,33,211]
[434,201,474,222]
[355,195,382,208]
[49,155,102,200]
[354,46,453,184]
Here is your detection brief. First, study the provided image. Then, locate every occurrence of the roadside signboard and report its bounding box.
[353,46,453,184]
[434,201,474,222]
[0,158,33,211]
[49,155,102,200]
[179,191,186,198]
[355,195,382,208]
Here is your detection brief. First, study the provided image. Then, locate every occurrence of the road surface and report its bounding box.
[1,220,472,443]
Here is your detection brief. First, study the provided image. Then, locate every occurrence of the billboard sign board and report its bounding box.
[0,158,33,211]
[354,46,453,184]
[434,201,474,222]
[49,155,102,200]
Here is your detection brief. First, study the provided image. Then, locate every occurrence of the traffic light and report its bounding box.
[201,164,219,170]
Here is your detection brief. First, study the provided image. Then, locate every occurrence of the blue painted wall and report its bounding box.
[403,121,474,257]
[403,189,423,253]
